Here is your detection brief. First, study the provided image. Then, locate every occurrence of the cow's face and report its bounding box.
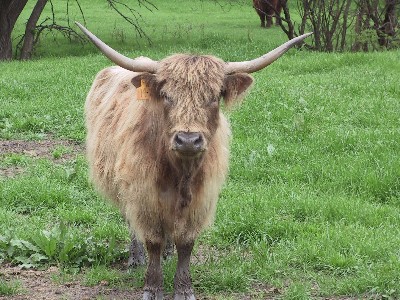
[132,55,253,160]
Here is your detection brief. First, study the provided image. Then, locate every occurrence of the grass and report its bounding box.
[1,0,400,298]
[0,279,21,296]
[83,265,138,287]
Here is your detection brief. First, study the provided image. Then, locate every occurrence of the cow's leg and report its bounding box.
[173,241,195,300]
[255,7,266,28]
[129,236,173,268]
[275,5,282,26]
[266,14,273,28]
[259,13,266,28]
[128,234,146,268]
[143,240,164,300]
[275,15,281,26]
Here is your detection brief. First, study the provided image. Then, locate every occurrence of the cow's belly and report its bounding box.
[121,178,221,244]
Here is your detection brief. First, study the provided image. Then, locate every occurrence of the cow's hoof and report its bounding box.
[174,293,195,300]
[143,290,163,300]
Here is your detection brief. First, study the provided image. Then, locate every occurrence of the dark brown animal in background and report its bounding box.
[253,0,283,28]
[76,22,311,300]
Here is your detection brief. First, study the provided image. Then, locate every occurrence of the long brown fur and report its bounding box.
[86,54,253,246]
[253,0,282,28]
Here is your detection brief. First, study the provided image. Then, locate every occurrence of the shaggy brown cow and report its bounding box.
[253,0,283,28]
[76,22,311,300]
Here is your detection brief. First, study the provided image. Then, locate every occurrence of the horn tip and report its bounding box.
[292,32,313,44]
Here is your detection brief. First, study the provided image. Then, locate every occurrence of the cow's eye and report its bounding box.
[160,92,173,105]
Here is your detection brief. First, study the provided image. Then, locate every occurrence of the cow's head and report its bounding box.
[130,54,254,160]
[76,23,311,161]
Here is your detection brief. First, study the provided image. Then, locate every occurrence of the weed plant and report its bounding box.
[0,279,21,296]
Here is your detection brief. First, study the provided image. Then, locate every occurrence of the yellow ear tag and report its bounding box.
[136,79,150,100]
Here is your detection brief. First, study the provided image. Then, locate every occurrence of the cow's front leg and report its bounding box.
[143,240,163,300]
[173,241,195,300]
[275,15,282,26]
[129,236,174,269]
[266,14,273,28]
[259,14,266,28]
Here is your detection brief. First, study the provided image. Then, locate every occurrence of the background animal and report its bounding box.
[253,0,283,28]
[77,22,310,300]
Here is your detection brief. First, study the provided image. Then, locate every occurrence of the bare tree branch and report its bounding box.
[106,0,152,44]
[7,0,157,60]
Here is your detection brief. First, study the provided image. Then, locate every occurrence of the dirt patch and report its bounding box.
[0,264,223,300]
[0,264,142,300]
[0,139,84,178]
[0,139,84,160]
[0,263,361,300]
[0,166,25,178]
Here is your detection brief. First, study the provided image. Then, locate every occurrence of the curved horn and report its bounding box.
[225,32,313,74]
[75,22,158,73]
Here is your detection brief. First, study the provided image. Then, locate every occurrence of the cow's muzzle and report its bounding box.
[172,131,205,157]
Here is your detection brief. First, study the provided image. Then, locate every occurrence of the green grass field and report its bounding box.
[1,0,400,299]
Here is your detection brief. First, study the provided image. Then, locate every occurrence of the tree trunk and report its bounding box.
[378,0,398,46]
[281,0,294,39]
[352,1,367,52]
[20,0,48,60]
[277,0,295,40]
[340,0,352,51]
[299,0,310,35]
[0,0,28,60]
[0,2,12,60]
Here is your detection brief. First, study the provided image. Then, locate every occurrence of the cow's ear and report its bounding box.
[131,73,160,100]
[222,73,253,108]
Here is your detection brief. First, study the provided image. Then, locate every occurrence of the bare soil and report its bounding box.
[0,138,84,177]
[0,139,84,160]
[0,262,360,300]
[0,264,143,300]
[0,262,283,300]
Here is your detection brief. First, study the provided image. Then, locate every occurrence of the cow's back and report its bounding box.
[253,0,277,14]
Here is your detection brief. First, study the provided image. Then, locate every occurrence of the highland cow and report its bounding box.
[253,0,283,28]
[76,22,311,300]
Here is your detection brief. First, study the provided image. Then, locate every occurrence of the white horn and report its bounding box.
[75,22,158,73]
[225,32,313,74]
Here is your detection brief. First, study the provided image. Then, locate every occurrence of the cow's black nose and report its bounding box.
[174,132,204,155]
